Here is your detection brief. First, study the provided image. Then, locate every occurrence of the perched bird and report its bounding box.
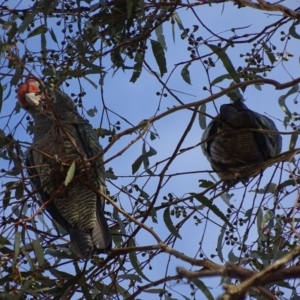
[201,101,282,185]
[17,79,112,258]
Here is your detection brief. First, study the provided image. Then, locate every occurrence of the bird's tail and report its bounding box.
[70,205,111,258]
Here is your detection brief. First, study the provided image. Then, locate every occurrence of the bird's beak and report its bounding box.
[25,93,42,107]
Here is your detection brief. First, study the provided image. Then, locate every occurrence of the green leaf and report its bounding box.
[289,20,300,40]
[217,225,226,262]
[87,106,97,117]
[254,84,262,91]
[7,22,18,43]
[172,12,184,30]
[256,207,263,235]
[130,52,143,83]
[198,179,214,188]
[278,84,299,126]
[191,193,231,227]
[21,249,35,271]
[150,39,167,77]
[18,13,36,33]
[27,25,47,38]
[49,28,58,43]
[15,181,24,200]
[132,154,143,175]
[163,207,181,239]
[199,104,206,129]
[3,182,14,209]
[13,232,21,267]
[228,249,240,262]
[132,143,157,174]
[32,239,44,267]
[155,24,167,50]
[251,183,277,194]
[207,44,241,84]
[41,32,47,58]
[117,274,142,282]
[150,131,158,140]
[126,0,133,18]
[0,235,11,247]
[180,28,189,40]
[145,288,167,294]
[228,81,244,101]
[64,160,76,186]
[0,82,3,114]
[112,207,126,237]
[278,179,300,191]
[262,43,276,64]
[11,64,24,87]
[129,239,150,281]
[289,132,298,150]
[192,279,214,300]
[94,128,114,137]
[192,25,199,33]
[211,74,231,86]
[181,62,192,85]
[105,170,118,180]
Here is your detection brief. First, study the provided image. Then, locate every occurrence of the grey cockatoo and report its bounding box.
[17,79,112,258]
[201,101,282,185]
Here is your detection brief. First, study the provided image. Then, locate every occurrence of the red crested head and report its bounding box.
[17,80,42,108]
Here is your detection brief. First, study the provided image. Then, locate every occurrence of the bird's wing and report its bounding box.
[253,113,282,158]
[201,116,221,162]
[26,150,70,234]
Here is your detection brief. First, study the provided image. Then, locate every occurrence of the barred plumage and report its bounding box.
[201,101,282,184]
[17,79,112,258]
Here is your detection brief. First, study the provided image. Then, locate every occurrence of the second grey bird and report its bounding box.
[17,79,112,258]
[201,101,282,184]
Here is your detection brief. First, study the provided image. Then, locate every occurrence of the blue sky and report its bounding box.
[0,0,299,299]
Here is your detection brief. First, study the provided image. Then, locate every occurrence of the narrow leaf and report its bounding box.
[0,82,3,113]
[18,13,35,33]
[278,84,299,126]
[117,274,142,282]
[155,24,167,50]
[181,62,192,85]
[15,181,24,200]
[199,104,206,129]
[13,232,21,267]
[262,43,276,64]
[289,132,298,150]
[49,28,58,43]
[145,288,167,294]
[211,74,231,86]
[191,193,231,226]
[130,52,143,83]
[172,12,184,30]
[150,39,167,77]
[163,207,181,239]
[207,44,241,83]
[126,0,133,18]
[7,22,18,42]
[64,160,76,186]
[289,20,300,40]
[254,84,262,91]
[129,240,150,281]
[217,225,226,262]
[192,279,214,300]
[132,154,143,175]
[27,25,47,38]
[192,25,199,33]
[256,207,263,234]
[32,239,44,266]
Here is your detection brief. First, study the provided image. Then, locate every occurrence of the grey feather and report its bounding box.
[201,101,282,184]
[22,82,111,258]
